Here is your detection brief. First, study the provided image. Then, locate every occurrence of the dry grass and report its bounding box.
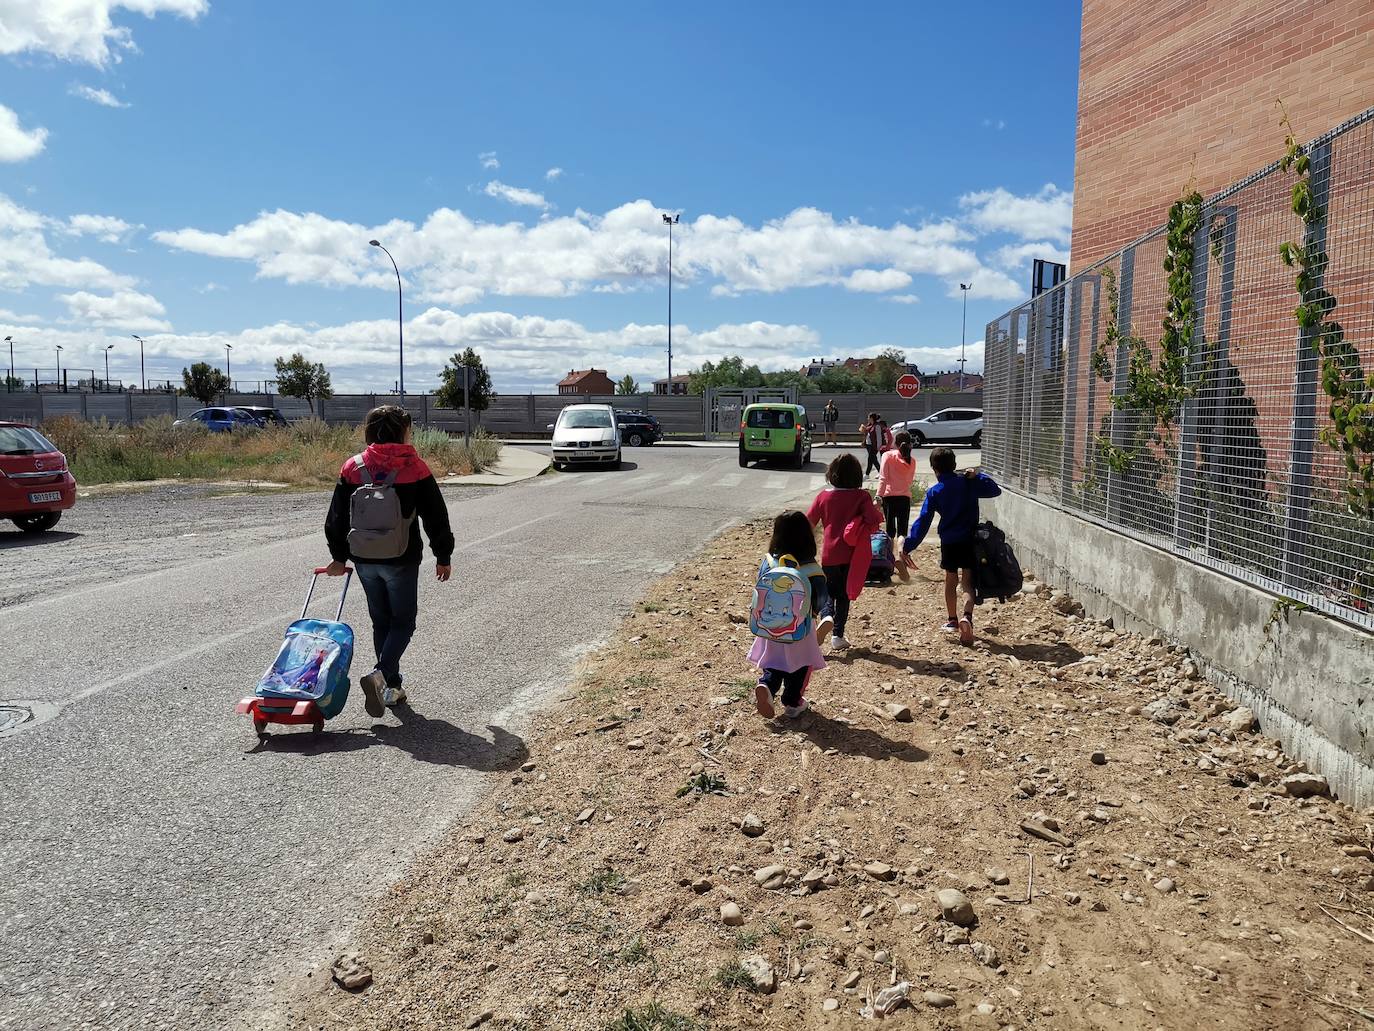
[41,416,502,487]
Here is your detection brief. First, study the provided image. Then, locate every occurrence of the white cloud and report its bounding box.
[981,118,1006,131]
[0,103,48,162]
[959,184,1073,244]
[0,307,43,323]
[0,0,208,67]
[68,83,129,107]
[844,268,912,293]
[153,199,1026,303]
[989,240,1071,275]
[545,166,563,181]
[0,193,136,290]
[65,212,140,242]
[886,294,920,305]
[58,288,169,330]
[478,150,499,170]
[483,180,550,210]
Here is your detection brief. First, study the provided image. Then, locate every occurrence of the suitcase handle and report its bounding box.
[302,567,353,621]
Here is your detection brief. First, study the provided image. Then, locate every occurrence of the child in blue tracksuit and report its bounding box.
[899,447,1002,646]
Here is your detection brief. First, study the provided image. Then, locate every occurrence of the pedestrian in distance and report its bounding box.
[822,399,840,446]
[877,418,894,455]
[324,405,454,717]
[805,453,883,653]
[877,430,916,542]
[860,412,882,475]
[747,511,828,720]
[898,446,1002,647]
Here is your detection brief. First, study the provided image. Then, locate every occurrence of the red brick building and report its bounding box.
[1072,0,1374,271]
[557,368,615,396]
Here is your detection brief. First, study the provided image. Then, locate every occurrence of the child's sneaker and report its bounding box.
[782,699,810,719]
[753,682,776,719]
[815,614,834,646]
[359,668,386,717]
[940,619,959,633]
[958,616,974,646]
[830,635,850,653]
[383,684,408,708]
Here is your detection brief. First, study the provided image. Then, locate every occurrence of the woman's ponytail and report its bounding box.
[895,430,913,461]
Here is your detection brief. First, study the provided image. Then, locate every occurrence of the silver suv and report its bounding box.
[893,407,983,447]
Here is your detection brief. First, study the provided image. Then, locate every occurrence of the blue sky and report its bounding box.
[0,1,1080,393]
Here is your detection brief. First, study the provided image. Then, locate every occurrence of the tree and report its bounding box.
[3,373,25,392]
[273,353,333,413]
[864,349,909,392]
[687,355,764,395]
[436,347,495,415]
[615,374,640,395]
[182,362,230,405]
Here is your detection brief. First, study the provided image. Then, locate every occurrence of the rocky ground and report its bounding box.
[284,520,1374,1031]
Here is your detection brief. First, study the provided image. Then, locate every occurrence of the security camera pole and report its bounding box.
[662,212,680,392]
[369,239,405,401]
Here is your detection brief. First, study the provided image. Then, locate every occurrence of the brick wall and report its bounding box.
[1072,0,1374,271]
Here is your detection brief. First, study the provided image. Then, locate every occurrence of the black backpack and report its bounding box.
[972,520,1024,604]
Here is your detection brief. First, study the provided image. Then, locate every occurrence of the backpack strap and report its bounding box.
[351,453,373,485]
[797,561,823,579]
[378,467,400,487]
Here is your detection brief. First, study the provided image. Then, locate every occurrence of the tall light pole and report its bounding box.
[225,343,233,387]
[958,282,972,391]
[104,343,114,390]
[132,335,145,391]
[369,239,404,400]
[55,344,63,392]
[4,336,12,392]
[661,212,679,393]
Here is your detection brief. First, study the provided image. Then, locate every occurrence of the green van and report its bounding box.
[738,403,813,468]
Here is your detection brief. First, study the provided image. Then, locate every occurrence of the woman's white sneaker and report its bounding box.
[830,635,850,653]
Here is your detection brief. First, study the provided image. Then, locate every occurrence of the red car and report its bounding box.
[0,422,77,534]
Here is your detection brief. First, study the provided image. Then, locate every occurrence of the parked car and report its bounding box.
[234,405,289,428]
[738,402,813,468]
[616,410,663,447]
[174,407,265,432]
[892,407,983,447]
[0,422,77,534]
[550,403,621,470]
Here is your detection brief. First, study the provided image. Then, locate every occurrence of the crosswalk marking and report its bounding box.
[671,473,704,487]
[718,472,744,488]
[764,475,788,490]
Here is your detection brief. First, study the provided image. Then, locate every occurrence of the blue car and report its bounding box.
[175,407,265,432]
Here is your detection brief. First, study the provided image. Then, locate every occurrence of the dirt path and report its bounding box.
[285,520,1374,1031]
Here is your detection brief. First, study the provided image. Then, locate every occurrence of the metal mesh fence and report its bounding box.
[983,106,1374,631]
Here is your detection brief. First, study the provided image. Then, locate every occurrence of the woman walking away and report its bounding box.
[747,511,827,720]
[324,405,453,717]
[806,453,882,653]
[860,412,882,475]
[878,430,916,540]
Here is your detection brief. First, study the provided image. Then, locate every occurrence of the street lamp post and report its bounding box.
[132,335,145,391]
[958,282,972,392]
[661,212,680,393]
[104,344,114,391]
[225,343,233,389]
[369,239,405,400]
[4,336,12,393]
[55,344,63,392]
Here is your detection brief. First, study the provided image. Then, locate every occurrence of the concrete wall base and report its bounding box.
[985,490,1374,810]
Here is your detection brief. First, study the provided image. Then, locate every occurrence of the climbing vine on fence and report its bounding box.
[1278,108,1374,518]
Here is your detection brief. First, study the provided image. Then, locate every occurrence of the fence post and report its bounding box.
[1174,208,1213,549]
[1105,246,1135,525]
[1281,138,1333,592]
[125,392,134,425]
[1060,275,1095,504]
[1025,297,1044,494]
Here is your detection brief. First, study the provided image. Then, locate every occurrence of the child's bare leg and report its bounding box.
[944,570,959,620]
[959,568,976,619]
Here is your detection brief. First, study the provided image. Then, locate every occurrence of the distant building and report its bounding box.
[652,374,692,396]
[799,358,845,379]
[842,357,922,379]
[557,368,615,396]
[920,370,983,392]
[801,357,922,380]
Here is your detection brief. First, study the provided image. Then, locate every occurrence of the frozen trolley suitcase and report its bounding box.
[236,567,355,737]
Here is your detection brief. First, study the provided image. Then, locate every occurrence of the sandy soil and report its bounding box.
[284,519,1374,1031]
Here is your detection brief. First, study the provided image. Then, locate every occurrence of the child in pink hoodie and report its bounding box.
[805,453,882,653]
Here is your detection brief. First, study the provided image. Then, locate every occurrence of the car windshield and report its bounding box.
[0,426,58,454]
[746,409,794,429]
[560,409,612,429]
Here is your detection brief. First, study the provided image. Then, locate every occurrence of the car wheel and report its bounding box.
[971,430,982,448]
[610,452,622,470]
[914,431,927,446]
[14,512,61,534]
[793,440,805,468]
[627,431,644,447]
[738,445,749,468]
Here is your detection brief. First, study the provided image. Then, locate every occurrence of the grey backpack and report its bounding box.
[347,455,414,560]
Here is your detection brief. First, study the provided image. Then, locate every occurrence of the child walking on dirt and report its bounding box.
[806,453,883,653]
[747,511,828,720]
[324,405,454,716]
[899,446,1001,646]
[877,430,916,539]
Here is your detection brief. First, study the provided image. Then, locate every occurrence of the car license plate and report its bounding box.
[574,450,596,457]
[28,491,62,503]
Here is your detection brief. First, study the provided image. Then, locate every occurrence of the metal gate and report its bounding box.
[705,386,798,439]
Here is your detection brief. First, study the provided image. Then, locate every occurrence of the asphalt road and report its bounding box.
[0,444,886,1031]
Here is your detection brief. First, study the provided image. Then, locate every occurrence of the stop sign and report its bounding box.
[895,374,921,399]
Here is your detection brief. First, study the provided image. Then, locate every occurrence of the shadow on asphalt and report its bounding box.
[248,712,529,771]
[0,529,80,549]
[768,710,929,762]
